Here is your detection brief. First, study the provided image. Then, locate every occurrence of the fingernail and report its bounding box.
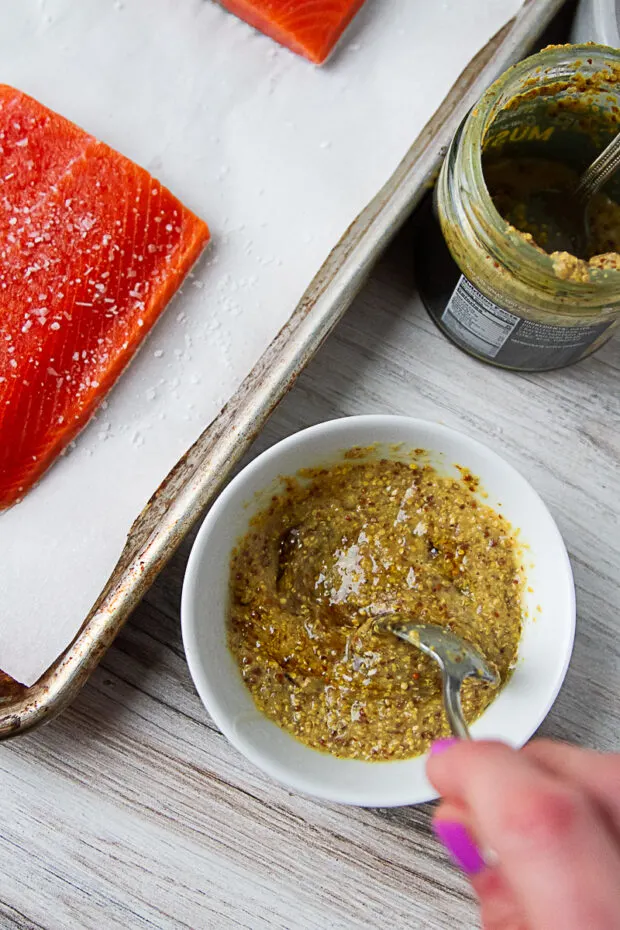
[433,820,486,875]
[430,738,459,756]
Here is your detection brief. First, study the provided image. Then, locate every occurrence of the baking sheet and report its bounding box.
[0,0,523,686]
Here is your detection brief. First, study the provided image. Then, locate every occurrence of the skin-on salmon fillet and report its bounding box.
[0,85,210,510]
[220,0,366,64]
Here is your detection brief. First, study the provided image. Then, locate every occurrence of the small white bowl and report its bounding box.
[181,416,575,807]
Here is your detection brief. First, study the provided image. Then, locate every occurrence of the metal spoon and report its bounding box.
[378,616,499,740]
[575,129,620,204]
[519,129,620,257]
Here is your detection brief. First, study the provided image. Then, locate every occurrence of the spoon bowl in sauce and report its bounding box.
[378,617,499,741]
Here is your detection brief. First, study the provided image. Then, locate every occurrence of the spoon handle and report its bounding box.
[576,129,620,203]
[442,674,472,740]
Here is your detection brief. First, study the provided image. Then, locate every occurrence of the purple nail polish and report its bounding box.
[433,820,485,875]
[430,738,459,756]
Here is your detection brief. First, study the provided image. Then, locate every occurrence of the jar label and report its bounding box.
[442,275,612,369]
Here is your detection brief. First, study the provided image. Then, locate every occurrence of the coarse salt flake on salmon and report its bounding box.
[0,85,210,510]
[220,0,366,64]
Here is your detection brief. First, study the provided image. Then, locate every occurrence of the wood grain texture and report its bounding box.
[1,215,619,929]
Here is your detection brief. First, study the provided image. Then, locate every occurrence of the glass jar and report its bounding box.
[416,44,620,371]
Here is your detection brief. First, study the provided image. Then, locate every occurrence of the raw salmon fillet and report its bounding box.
[0,85,210,510]
[221,0,366,64]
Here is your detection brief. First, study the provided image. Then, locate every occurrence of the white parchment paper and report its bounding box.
[0,0,523,685]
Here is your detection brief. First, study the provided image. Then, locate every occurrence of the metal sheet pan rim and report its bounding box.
[0,0,565,738]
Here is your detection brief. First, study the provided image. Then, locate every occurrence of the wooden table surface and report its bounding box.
[1,216,619,930]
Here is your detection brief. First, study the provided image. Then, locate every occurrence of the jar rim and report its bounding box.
[461,43,620,300]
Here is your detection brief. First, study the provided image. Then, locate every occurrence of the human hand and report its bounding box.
[426,739,620,930]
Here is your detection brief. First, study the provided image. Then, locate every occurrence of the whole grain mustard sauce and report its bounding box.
[228,455,524,761]
[417,47,620,372]
[484,155,620,281]
[480,58,620,283]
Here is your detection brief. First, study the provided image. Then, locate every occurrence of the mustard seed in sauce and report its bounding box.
[228,458,523,761]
